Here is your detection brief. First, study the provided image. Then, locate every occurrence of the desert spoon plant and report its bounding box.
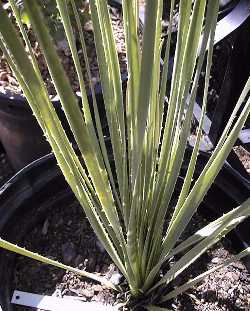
[0,0,249,309]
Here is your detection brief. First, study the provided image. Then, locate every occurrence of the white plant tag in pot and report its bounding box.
[11,290,119,311]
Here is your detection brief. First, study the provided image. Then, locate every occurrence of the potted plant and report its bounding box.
[0,0,249,310]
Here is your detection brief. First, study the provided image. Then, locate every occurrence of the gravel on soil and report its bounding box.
[0,4,127,96]
[171,246,250,311]
[13,202,122,311]
[12,202,250,311]
[234,146,250,175]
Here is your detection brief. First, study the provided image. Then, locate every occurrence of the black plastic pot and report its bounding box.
[183,147,250,254]
[0,152,249,310]
[0,84,108,172]
[0,92,60,172]
[0,154,72,311]
[0,0,124,173]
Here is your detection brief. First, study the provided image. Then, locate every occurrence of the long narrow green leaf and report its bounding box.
[154,0,192,202]
[55,2,124,257]
[89,1,140,290]
[145,1,218,280]
[23,0,125,250]
[0,238,117,289]
[8,0,42,81]
[122,0,141,224]
[158,0,175,142]
[69,0,122,215]
[143,199,248,289]
[90,0,126,207]
[162,91,250,259]
[131,0,163,189]
[149,198,250,292]
[161,247,250,301]
[56,0,103,164]
[138,0,163,279]
[0,4,128,279]
[127,0,164,286]
[169,0,219,226]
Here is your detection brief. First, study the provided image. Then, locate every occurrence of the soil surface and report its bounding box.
[0,3,126,96]
[170,245,250,311]
[11,201,250,311]
[13,202,122,311]
[234,146,250,175]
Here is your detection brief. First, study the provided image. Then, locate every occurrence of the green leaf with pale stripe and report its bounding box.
[0,238,117,289]
[161,248,250,301]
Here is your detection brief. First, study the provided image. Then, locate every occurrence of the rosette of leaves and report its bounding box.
[0,0,249,309]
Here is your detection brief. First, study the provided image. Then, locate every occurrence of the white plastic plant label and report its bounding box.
[12,290,118,311]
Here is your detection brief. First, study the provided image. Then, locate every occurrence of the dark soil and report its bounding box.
[172,246,250,311]
[11,201,250,311]
[13,202,123,311]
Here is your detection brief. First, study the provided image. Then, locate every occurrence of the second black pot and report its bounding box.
[0,85,108,172]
